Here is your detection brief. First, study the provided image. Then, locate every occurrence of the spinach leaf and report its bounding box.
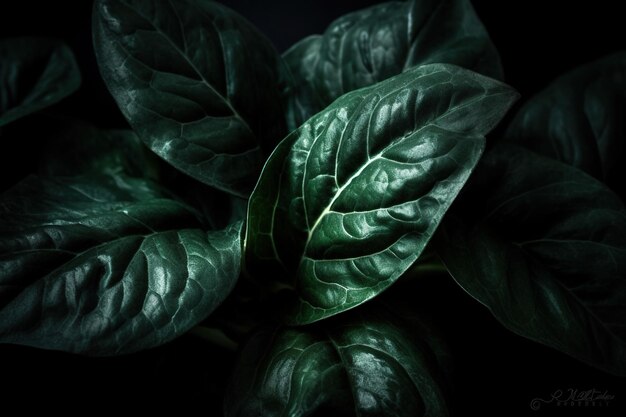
[505,52,626,200]
[93,0,289,197]
[0,37,80,127]
[0,174,242,355]
[283,0,504,125]
[246,64,517,324]
[224,303,450,417]
[435,144,626,376]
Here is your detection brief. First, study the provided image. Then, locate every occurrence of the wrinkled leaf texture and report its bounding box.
[247,64,517,324]
[0,174,242,355]
[225,302,450,417]
[93,0,289,197]
[283,0,503,127]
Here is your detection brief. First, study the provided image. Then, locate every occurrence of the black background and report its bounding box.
[1,0,625,414]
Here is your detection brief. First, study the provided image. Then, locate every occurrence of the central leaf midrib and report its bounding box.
[120,0,255,138]
[305,153,383,245]
[302,81,490,250]
[303,121,433,248]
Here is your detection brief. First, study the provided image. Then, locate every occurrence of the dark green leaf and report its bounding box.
[505,52,626,200]
[283,0,504,125]
[167,178,248,229]
[36,118,246,229]
[246,64,517,324]
[0,174,242,355]
[37,120,159,180]
[435,144,626,375]
[224,303,450,417]
[0,37,81,127]
[93,0,289,197]
[282,34,323,130]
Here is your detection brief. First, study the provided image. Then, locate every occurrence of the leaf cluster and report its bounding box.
[1,1,625,414]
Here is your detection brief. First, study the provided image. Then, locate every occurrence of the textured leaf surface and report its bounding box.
[246,64,517,324]
[505,51,626,200]
[0,175,242,355]
[224,303,450,417]
[34,119,242,229]
[93,0,289,196]
[436,144,626,375]
[0,37,80,127]
[283,0,503,125]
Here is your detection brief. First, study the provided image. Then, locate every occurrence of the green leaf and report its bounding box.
[93,0,289,197]
[246,64,517,324]
[435,144,626,376]
[283,0,504,125]
[35,118,246,229]
[224,303,450,417]
[37,120,159,180]
[0,174,242,355]
[282,34,323,131]
[505,52,626,200]
[0,37,81,127]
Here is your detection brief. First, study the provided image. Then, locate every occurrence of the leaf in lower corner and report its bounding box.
[435,144,626,376]
[224,303,450,417]
[0,174,242,355]
[283,0,504,125]
[246,64,518,324]
[0,37,81,127]
[93,0,290,197]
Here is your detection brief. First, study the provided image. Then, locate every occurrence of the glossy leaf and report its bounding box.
[505,51,626,200]
[224,304,450,417]
[283,0,504,125]
[435,144,626,375]
[0,174,242,355]
[93,0,289,197]
[0,37,80,127]
[246,64,517,324]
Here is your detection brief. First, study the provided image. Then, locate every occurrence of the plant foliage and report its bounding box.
[1,0,625,414]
